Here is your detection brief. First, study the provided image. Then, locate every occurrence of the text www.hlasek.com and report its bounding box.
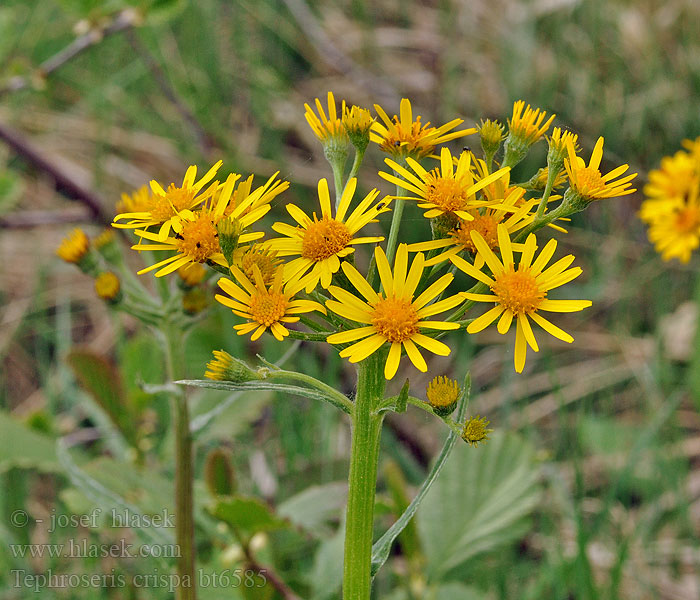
[10,539,180,559]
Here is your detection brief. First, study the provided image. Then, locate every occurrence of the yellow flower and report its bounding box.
[113,160,223,241]
[205,350,262,382]
[380,147,511,221]
[305,91,348,143]
[639,147,700,263]
[462,415,492,447]
[426,375,460,416]
[215,266,326,341]
[238,244,283,287]
[56,228,90,264]
[267,178,390,292]
[452,224,592,373]
[408,187,536,268]
[548,127,579,158]
[132,174,269,277]
[508,100,555,146]
[643,148,696,203]
[94,272,120,301]
[564,137,637,200]
[343,104,374,150]
[116,185,153,215]
[178,263,207,287]
[477,118,505,157]
[326,244,462,380]
[371,98,476,159]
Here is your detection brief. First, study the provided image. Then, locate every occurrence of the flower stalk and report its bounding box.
[163,322,197,600]
[343,352,386,599]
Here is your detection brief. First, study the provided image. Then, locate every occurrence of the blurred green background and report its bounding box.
[1,0,700,598]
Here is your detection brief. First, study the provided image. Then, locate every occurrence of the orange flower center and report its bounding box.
[241,247,281,286]
[491,269,546,314]
[574,167,606,195]
[176,214,220,262]
[249,291,287,326]
[380,117,436,158]
[151,184,197,221]
[451,215,499,253]
[301,218,352,261]
[674,206,700,234]
[424,175,469,213]
[371,296,419,342]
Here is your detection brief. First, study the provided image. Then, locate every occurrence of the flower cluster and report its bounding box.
[639,137,700,263]
[57,93,637,446]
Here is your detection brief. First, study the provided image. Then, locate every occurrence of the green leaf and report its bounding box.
[179,379,351,414]
[210,496,290,535]
[310,521,345,600]
[277,482,347,537]
[417,431,541,580]
[371,373,471,576]
[66,350,136,445]
[0,412,60,474]
[383,582,487,600]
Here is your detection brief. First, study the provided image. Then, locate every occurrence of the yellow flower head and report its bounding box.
[371,98,476,159]
[639,145,700,263]
[215,265,326,341]
[113,160,223,241]
[343,105,374,132]
[94,271,120,301]
[477,118,505,157]
[326,244,462,380]
[224,172,290,217]
[408,186,536,269]
[508,100,555,146]
[238,244,283,287]
[132,173,268,277]
[643,148,697,203]
[380,147,511,221]
[452,224,592,373]
[548,127,579,158]
[182,288,209,314]
[93,229,115,250]
[178,263,207,287]
[462,415,493,447]
[305,92,349,144]
[426,375,460,416]
[267,178,390,292]
[205,349,262,382]
[56,228,90,264]
[564,137,637,201]
[343,104,374,150]
[116,185,153,215]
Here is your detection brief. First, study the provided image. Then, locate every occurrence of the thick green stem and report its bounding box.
[343,353,386,599]
[164,324,197,600]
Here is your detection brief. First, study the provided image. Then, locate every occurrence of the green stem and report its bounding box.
[343,148,365,192]
[164,323,197,600]
[534,166,557,220]
[343,353,386,599]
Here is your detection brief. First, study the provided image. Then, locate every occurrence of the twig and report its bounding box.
[0,120,111,225]
[279,0,397,105]
[0,208,92,229]
[124,29,215,155]
[0,8,141,98]
[247,558,300,600]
